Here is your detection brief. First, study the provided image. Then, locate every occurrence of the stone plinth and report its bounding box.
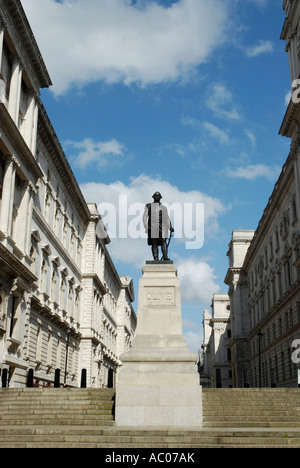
[115,263,202,427]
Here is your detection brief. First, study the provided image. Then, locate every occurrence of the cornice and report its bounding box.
[224,267,245,286]
[0,0,52,89]
[281,0,298,40]
[0,241,38,285]
[279,99,300,139]
[0,103,43,181]
[82,273,107,297]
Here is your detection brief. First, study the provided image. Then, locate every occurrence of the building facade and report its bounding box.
[224,231,255,387]
[201,1,300,388]
[200,294,232,388]
[0,0,136,389]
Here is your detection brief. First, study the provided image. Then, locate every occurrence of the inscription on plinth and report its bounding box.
[144,287,175,306]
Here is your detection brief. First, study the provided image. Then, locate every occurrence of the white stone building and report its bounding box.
[0,0,136,389]
[224,231,255,387]
[202,2,300,388]
[200,294,232,388]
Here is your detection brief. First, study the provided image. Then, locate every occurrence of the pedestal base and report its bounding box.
[115,263,202,428]
[116,384,202,427]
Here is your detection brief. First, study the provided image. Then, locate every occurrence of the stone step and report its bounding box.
[0,419,115,426]
[0,389,115,398]
[203,416,300,423]
[203,409,297,414]
[0,411,113,422]
[0,407,112,418]
[0,400,114,410]
[0,394,115,402]
[0,413,114,420]
[202,397,299,403]
[203,422,300,428]
[0,427,299,448]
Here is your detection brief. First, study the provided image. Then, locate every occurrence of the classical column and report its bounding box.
[8,56,23,124]
[0,19,6,105]
[23,91,39,156]
[293,131,300,219]
[15,181,34,254]
[22,91,35,149]
[0,156,17,236]
[25,183,35,255]
[31,99,39,157]
[0,20,5,74]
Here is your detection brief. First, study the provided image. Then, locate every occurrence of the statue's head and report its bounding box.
[152,192,162,201]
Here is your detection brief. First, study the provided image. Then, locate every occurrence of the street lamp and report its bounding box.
[64,328,72,387]
[257,331,263,388]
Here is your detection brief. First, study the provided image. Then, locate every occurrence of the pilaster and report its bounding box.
[8,55,23,124]
[0,19,5,76]
[0,156,17,237]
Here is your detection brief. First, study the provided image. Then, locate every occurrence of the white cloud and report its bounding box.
[206,83,241,121]
[245,130,256,148]
[203,122,229,144]
[246,40,274,58]
[64,138,131,171]
[182,319,201,330]
[183,331,201,354]
[80,174,228,266]
[22,0,229,95]
[226,163,281,182]
[248,0,269,7]
[178,258,220,305]
[285,90,291,106]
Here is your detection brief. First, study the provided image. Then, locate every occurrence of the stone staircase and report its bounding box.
[0,388,115,427]
[0,388,299,448]
[202,388,300,428]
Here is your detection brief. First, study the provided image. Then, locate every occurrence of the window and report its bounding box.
[0,152,5,200]
[277,270,282,299]
[40,257,47,293]
[51,268,57,302]
[273,323,276,340]
[285,311,289,330]
[0,43,12,104]
[11,174,23,240]
[270,239,274,259]
[292,198,297,221]
[9,296,18,339]
[275,231,280,251]
[281,351,286,381]
[286,257,292,289]
[0,289,6,331]
[18,78,27,134]
[36,325,42,364]
[279,317,282,335]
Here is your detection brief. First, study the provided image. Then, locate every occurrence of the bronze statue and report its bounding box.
[143,192,174,262]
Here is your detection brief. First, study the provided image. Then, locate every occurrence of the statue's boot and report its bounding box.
[152,245,159,261]
[161,244,170,261]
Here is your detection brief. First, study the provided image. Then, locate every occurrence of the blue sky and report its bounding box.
[22,0,291,353]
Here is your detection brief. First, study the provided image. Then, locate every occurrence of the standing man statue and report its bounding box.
[143,192,174,261]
